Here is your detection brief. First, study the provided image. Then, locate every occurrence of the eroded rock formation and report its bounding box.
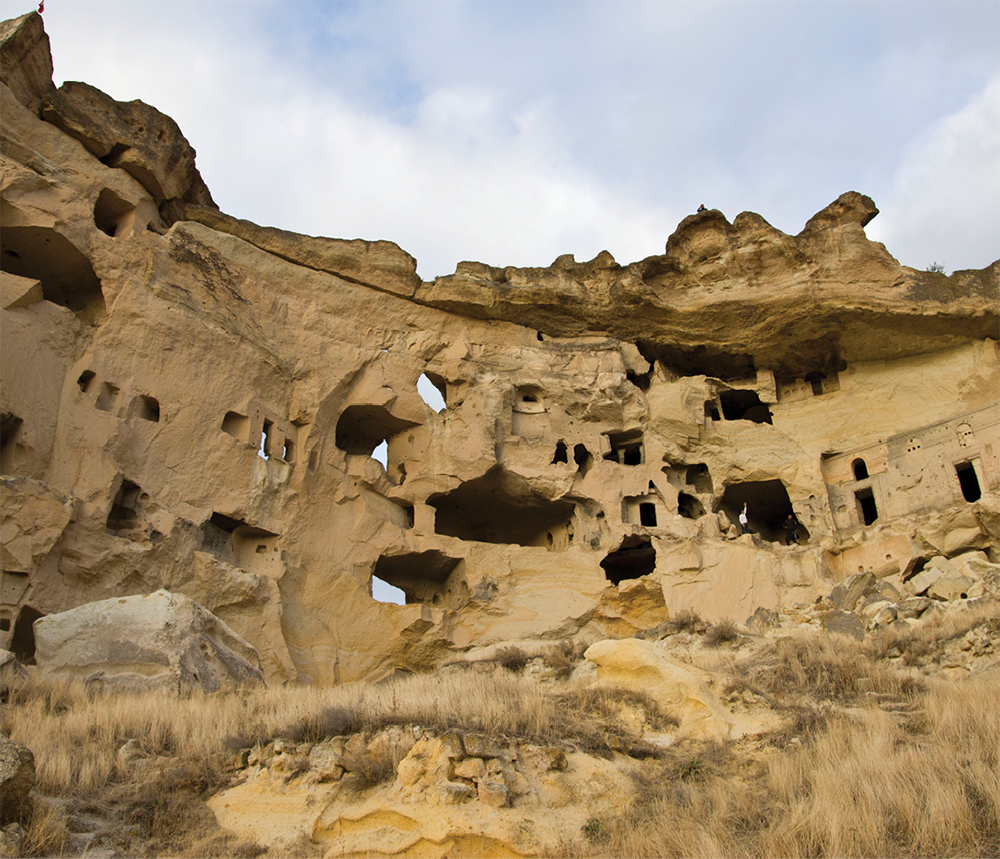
[1,11,998,685]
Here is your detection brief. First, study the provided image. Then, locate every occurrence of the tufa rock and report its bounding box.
[33,590,265,692]
[0,735,34,825]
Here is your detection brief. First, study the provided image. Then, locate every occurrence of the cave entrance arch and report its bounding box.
[11,606,43,665]
[719,480,807,543]
[601,538,656,585]
[428,467,575,548]
[372,551,463,607]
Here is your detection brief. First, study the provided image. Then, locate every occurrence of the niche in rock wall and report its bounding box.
[429,467,575,548]
[552,441,568,464]
[719,480,807,543]
[201,512,281,576]
[719,390,773,424]
[93,188,135,238]
[601,538,656,585]
[10,605,43,665]
[222,411,249,440]
[855,487,879,525]
[686,464,713,494]
[372,551,464,607]
[95,382,120,413]
[132,395,160,422]
[678,492,705,519]
[0,412,22,474]
[106,478,151,539]
[636,342,756,381]
[574,444,593,475]
[512,387,549,438]
[0,226,106,322]
[604,430,644,465]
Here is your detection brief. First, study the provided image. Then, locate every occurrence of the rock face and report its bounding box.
[0,734,34,825]
[33,590,264,692]
[209,727,638,857]
[1,12,998,684]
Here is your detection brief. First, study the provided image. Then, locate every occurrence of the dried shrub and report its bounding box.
[704,619,739,647]
[496,645,530,673]
[673,608,702,632]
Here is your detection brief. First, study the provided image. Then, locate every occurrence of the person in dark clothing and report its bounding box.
[784,513,799,545]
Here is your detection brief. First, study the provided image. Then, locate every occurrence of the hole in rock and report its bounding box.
[685,463,713,494]
[678,492,705,519]
[258,419,273,459]
[429,467,575,548]
[0,226,106,321]
[852,458,869,480]
[136,395,159,422]
[221,411,249,441]
[855,487,879,526]
[95,382,120,413]
[704,401,721,422]
[552,441,568,464]
[372,551,462,606]
[604,430,643,465]
[372,440,388,467]
[719,480,806,542]
[0,412,22,449]
[626,370,651,392]
[77,370,96,393]
[0,618,8,632]
[639,502,657,526]
[417,373,447,412]
[637,342,756,381]
[956,461,981,502]
[574,444,593,475]
[371,576,406,605]
[335,405,420,456]
[719,389,772,424]
[93,188,134,237]
[11,606,43,664]
[106,479,145,534]
[601,538,656,585]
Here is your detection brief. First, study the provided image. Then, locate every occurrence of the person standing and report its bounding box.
[784,513,799,545]
[739,503,750,534]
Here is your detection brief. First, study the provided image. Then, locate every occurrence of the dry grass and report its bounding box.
[4,602,997,858]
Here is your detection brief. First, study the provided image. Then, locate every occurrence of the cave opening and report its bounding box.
[335,405,420,457]
[11,606,43,665]
[719,480,807,543]
[956,461,982,503]
[855,487,879,525]
[428,467,575,548]
[604,430,643,465]
[719,390,773,424]
[678,492,705,520]
[601,538,656,585]
[372,551,463,606]
[852,458,869,480]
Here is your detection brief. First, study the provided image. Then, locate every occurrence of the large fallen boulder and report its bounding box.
[0,734,34,825]
[33,590,264,692]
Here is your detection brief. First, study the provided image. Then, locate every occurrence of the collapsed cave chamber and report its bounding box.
[428,466,576,549]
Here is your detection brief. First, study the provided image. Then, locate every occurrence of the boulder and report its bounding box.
[0,12,52,113]
[829,571,876,612]
[0,735,34,824]
[908,566,944,596]
[33,590,264,692]
[928,574,974,602]
[822,610,865,641]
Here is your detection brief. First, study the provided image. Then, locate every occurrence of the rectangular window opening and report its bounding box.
[956,461,982,503]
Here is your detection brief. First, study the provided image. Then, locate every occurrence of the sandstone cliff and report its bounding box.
[1,11,998,686]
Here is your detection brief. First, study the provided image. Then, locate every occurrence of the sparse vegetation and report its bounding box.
[495,644,530,673]
[704,618,739,647]
[672,608,703,632]
[3,604,997,858]
[926,261,946,273]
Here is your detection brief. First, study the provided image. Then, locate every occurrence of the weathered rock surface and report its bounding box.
[0,734,34,825]
[1,11,998,685]
[33,589,264,691]
[584,637,778,740]
[210,727,639,857]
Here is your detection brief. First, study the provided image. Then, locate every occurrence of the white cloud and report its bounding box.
[866,73,1000,272]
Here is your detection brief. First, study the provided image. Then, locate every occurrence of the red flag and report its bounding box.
[38,1,44,12]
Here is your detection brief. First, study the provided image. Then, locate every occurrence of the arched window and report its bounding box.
[852,458,869,481]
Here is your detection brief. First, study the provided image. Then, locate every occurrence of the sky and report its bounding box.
[3,0,997,279]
